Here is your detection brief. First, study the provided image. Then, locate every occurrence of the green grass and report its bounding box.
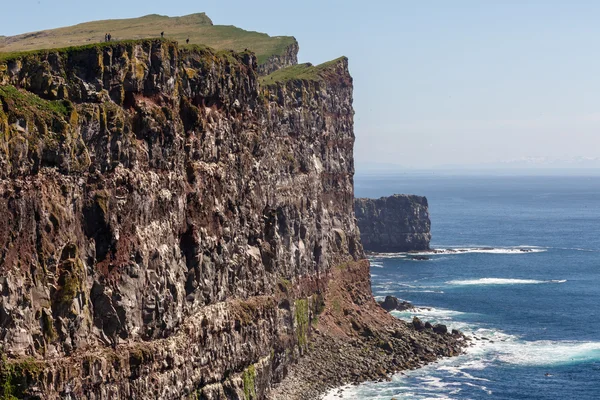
[0,38,174,63]
[242,364,257,400]
[259,57,347,86]
[0,13,296,65]
[0,85,70,116]
[0,356,44,400]
[294,299,309,348]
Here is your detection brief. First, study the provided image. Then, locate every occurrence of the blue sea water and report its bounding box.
[326,174,600,400]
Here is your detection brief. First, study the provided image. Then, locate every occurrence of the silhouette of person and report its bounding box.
[161,31,164,38]
[186,38,190,44]
[108,33,112,42]
[105,33,108,42]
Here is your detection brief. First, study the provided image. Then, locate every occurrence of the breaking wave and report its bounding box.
[447,278,566,286]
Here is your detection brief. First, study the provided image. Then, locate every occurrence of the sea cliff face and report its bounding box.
[0,39,361,399]
[355,195,431,252]
[0,40,462,400]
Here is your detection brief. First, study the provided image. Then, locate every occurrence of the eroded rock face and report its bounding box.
[0,40,464,400]
[0,39,362,399]
[355,195,431,252]
[257,41,299,76]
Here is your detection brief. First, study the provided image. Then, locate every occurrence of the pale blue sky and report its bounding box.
[3,1,600,169]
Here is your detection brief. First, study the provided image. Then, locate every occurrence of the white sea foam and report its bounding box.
[370,262,384,268]
[323,330,600,399]
[369,253,408,259]
[494,340,600,366]
[369,246,547,258]
[424,247,546,255]
[446,278,566,286]
[401,290,445,294]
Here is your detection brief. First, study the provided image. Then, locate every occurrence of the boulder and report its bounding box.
[412,316,425,331]
[378,296,414,312]
[433,324,448,335]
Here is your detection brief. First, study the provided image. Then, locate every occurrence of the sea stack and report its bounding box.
[355,194,432,252]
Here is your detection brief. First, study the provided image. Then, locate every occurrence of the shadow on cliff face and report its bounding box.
[83,190,114,263]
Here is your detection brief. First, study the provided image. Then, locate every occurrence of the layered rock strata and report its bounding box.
[0,39,460,399]
[355,195,431,252]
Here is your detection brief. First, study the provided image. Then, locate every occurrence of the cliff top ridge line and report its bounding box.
[0,38,346,109]
[0,13,298,68]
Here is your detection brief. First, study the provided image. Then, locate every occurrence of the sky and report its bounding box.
[3,0,600,170]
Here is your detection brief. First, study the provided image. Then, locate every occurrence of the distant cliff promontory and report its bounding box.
[355,195,432,252]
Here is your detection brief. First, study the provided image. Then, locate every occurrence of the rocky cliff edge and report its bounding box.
[0,40,461,399]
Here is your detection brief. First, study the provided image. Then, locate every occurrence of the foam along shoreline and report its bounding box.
[369,246,547,258]
[389,307,600,367]
[447,278,567,286]
[323,337,600,400]
[325,305,600,400]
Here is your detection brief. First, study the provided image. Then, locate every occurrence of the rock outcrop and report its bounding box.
[257,41,299,76]
[0,39,461,399]
[379,296,414,312]
[355,195,431,252]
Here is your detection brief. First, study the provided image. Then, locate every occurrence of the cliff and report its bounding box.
[256,42,299,76]
[0,39,461,399]
[355,195,432,252]
[0,13,299,76]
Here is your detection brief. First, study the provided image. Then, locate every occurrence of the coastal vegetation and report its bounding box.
[0,13,296,65]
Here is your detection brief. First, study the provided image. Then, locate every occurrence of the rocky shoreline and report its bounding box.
[268,262,467,400]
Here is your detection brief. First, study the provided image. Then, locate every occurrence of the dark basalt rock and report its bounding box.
[0,38,465,400]
[412,316,425,331]
[433,324,448,335]
[355,195,431,253]
[0,39,364,399]
[379,295,414,312]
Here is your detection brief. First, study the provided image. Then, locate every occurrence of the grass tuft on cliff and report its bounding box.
[259,57,347,86]
[0,86,70,116]
[0,13,296,65]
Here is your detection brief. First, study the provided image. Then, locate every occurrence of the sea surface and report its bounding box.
[325,174,600,400]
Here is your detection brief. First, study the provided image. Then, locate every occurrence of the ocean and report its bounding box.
[325,174,600,400]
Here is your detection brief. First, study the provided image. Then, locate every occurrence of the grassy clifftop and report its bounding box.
[0,13,296,65]
[260,57,348,86]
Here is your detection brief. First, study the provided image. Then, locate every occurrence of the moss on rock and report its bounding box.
[294,298,309,348]
[242,364,256,400]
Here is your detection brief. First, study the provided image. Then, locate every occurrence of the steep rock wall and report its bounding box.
[0,39,361,399]
[355,195,431,252]
[257,41,299,76]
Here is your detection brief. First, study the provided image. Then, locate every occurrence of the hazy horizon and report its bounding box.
[3,1,600,169]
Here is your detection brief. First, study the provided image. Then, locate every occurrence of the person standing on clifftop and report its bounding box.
[161,31,164,38]
[186,38,189,44]
[104,33,108,42]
